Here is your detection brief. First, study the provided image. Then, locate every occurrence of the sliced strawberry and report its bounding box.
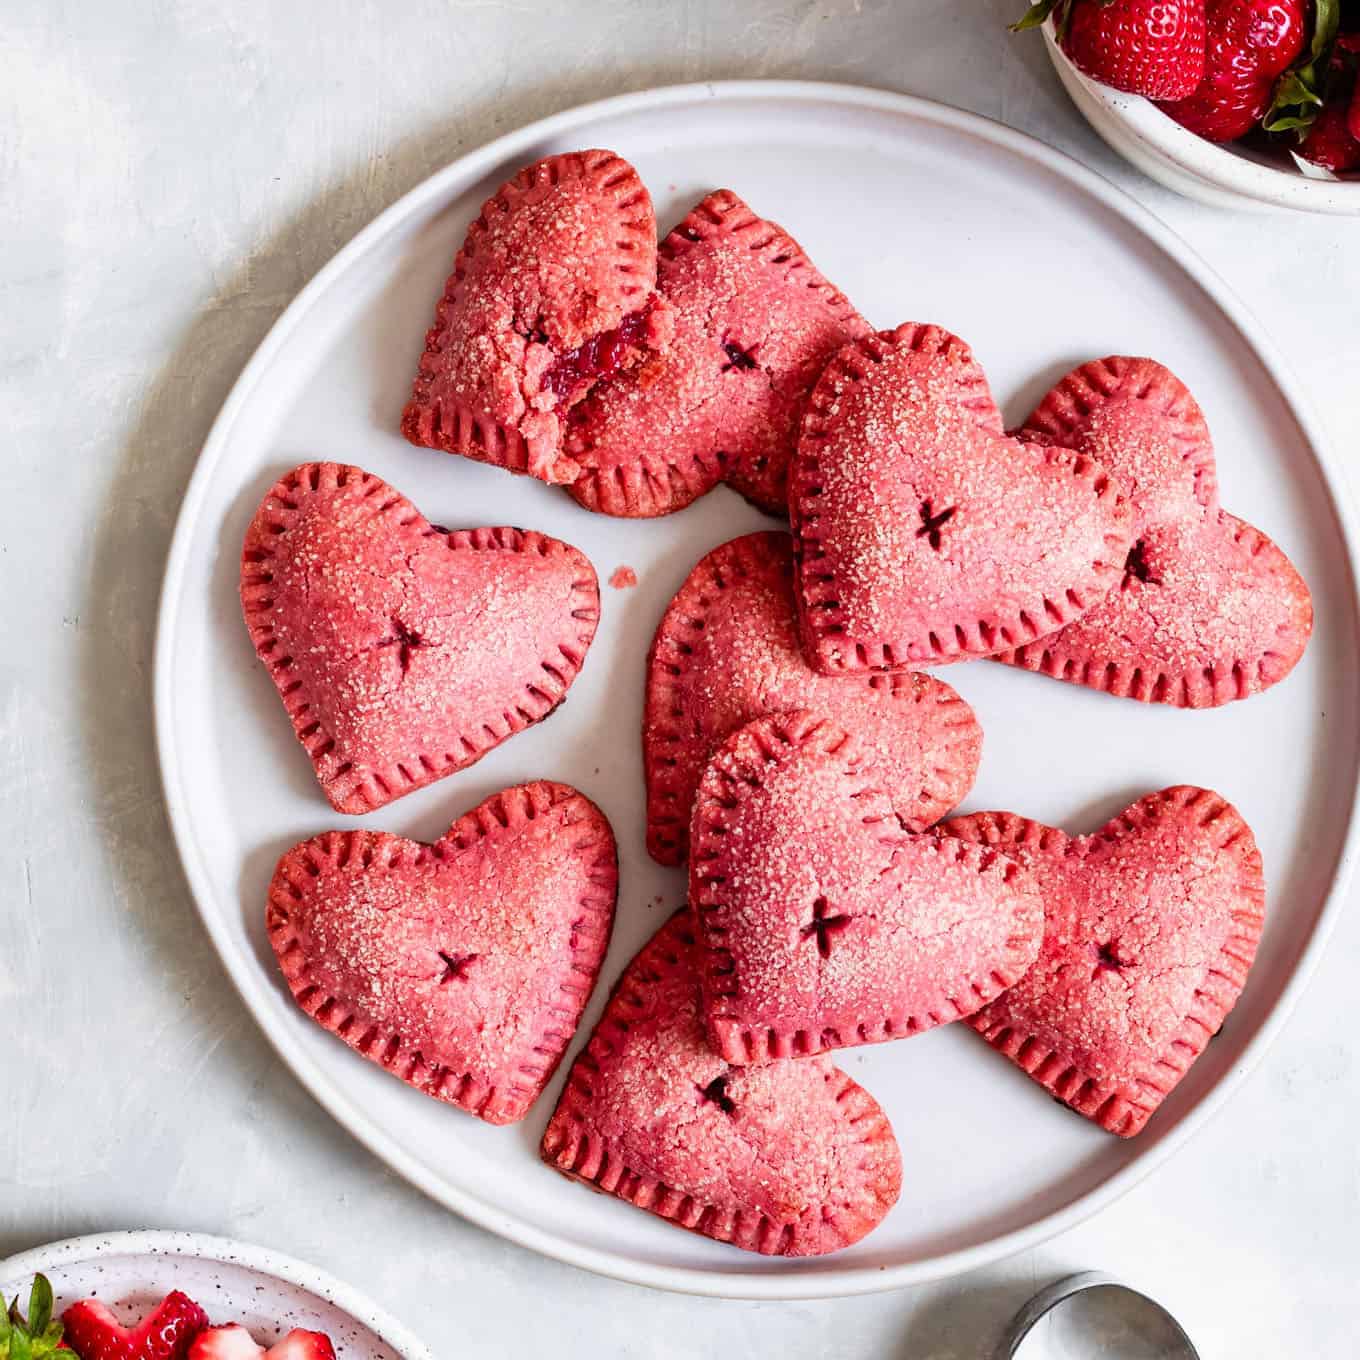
[1014,0,1207,99]
[263,1335,334,1360]
[1159,0,1307,141]
[62,1293,207,1360]
[188,1326,335,1360]
[187,1327,261,1360]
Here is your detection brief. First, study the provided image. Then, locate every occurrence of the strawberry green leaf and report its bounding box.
[24,1280,51,1341]
[0,1278,65,1360]
[1265,112,1320,131]
[1271,71,1324,112]
[1010,0,1060,33]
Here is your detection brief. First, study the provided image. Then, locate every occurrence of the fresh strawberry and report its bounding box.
[1298,72,1360,165]
[1159,0,1307,140]
[188,1327,334,1360]
[1351,58,1360,135]
[61,1293,207,1360]
[1013,0,1208,99]
[2,1275,70,1357]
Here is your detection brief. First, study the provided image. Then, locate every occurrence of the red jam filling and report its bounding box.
[543,306,655,406]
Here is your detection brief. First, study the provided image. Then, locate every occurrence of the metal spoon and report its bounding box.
[997,1272,1200,1359]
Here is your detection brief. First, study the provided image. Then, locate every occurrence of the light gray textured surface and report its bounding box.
[2,1,1357,1355]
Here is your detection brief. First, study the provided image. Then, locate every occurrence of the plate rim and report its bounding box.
[0,1229,435,1359]
[152,78,1360,1299]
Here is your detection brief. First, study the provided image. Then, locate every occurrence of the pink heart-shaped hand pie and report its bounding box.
[401,149,673,484]
[790,323,1137,673]
[689,713,1043,1064]
[241,462,599,814]
[941,786,1266,1137]
[996,357,1313,706]
[268,781,617,1125]
[565,189,870,517]
[541,911,901,1255]
[645,531,982,865]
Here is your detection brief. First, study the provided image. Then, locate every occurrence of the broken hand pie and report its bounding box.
[942,786,1266,1136]
[790,323,1136,673]
[997,357,1313,706]
[541,911,901,1255]
[401,149,673,484]
[566,189,870,516]
[689,713,1044,1064]
[240,462,598,813]
[644,530,983,865]
[268,781,617,1125]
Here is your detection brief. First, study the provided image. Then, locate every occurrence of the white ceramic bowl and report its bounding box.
[1044,26,1360,213]
[0,1231,434,1360]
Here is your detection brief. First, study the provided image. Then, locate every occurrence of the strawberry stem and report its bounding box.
[1,1276,65,1359]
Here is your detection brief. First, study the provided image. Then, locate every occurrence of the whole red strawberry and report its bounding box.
[1014,0,1208,99]
[1159,0,1307,140]
[61,1293,207,1360]
[1298,71,1360,167]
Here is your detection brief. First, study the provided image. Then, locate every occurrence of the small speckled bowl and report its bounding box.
[0,1231,434,1360]
[1044,24,1360,215]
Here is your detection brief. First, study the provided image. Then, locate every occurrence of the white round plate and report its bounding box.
[0,1231,433,1359]
[155,81,1360,1298]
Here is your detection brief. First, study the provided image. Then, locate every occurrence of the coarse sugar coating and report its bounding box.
[644,531,982,864]
[998,356,1313,706]
[566,189,870,517]
[789,322,1137,672]
[239,462,599,814]
[401,149,672,484]
[689,713,1043,1064]
[540,910,902,1256]
[267,781,618,1125]
[941,786,1266,1136]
